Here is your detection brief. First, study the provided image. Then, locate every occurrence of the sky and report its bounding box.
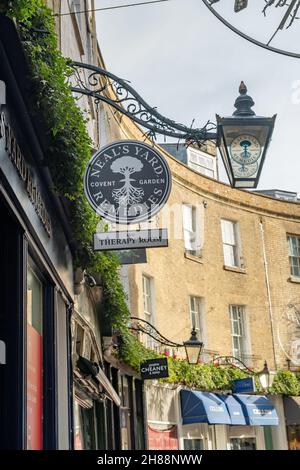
[95,0,300,193]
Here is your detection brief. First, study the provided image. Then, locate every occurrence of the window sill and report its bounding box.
[288,276,300,284]
[223,265,246,274]
[184,252,203,264]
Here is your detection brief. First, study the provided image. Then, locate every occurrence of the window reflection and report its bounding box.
[26,261,43,450]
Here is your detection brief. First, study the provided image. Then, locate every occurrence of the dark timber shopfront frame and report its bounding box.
[0,16,74,449]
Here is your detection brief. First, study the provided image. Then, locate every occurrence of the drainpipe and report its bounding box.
[259,219,278,369]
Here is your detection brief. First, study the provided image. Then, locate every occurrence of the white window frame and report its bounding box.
[182,204,201,256]
[179,421,213,450]
[187,147,217,179]
[189,296,202,339]
[229,305,246,361]
[229,436,257,450]
[226,426,265,450]
[183,438,204,450]
[142,275,155,349]
[221,219,241,267]
[287,235,300,277]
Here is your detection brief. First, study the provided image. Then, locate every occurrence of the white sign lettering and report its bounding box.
[94,229,168,251]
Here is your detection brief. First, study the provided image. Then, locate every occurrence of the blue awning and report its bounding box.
[180,390,231,425]
[217,394,247,425]
[234,394,279,426]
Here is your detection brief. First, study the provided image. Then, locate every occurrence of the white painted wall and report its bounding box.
[269,395,288,450]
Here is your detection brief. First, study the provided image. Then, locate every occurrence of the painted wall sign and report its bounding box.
[94,229,168,251]
[0,113,52,236]
[233,377,256,394]
[148,426,178,450]
[84,140,172,224]
[116,248,147,265]
[140,358,169,380]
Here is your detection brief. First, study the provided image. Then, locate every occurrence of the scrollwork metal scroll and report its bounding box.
[70,62,217,145]
[129,317,184,348]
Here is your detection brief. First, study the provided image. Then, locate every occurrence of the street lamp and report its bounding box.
[183,327,204,365]
[217,81,276,189]
[72,63,276,189]
[257,360,276,390]
[129,318,203,364]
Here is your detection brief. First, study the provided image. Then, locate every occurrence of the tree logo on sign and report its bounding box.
[111,157,144,205]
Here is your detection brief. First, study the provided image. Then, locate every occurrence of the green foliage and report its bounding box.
[164,359,248,391]
[270,370,300,396]
[117,330,159,370]
[4,0,130,329]
[3,1,36,21]
[117,341,300,396]
[4,2,300,397]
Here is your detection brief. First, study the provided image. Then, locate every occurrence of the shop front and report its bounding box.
[145,382,180,450]
[0,19,74,449]
[102,365,147,450]
[179,389,279,450]
[283,396,300,450]
[71,308,121,450]
[146,385,283,450]
[143,376,287,450]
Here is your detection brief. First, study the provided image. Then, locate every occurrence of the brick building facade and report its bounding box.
[124,143,300,372]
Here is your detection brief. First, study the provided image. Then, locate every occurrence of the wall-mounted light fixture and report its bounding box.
[71,62,276,189]
[183,327,204,365]
[213,355,276,390]
[257,360,276,390]
[129,317,203,365]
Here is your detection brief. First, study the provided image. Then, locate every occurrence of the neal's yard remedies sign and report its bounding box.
[140,358,169,380]
[84,140,171,224]
[94,229,168,251]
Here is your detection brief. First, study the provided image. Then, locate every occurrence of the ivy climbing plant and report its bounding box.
[1,0,130,331]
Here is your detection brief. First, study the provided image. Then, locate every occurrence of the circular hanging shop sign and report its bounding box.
[84,140,172,224]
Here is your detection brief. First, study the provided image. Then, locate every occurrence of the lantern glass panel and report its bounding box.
[220,121,271,188]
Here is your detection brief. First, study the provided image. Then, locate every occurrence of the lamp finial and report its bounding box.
[233,81,255,116]
[239,81,247,95]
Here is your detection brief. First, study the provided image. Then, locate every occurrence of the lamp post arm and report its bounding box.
[129,316,184,348]
[212,355,255,375]
[70,61,217,145]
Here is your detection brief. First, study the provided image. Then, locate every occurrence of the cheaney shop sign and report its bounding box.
[84,140,171,224]
[0,113,52,236]
[140,358,169,380]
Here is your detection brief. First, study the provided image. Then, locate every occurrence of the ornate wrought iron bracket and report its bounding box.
[212,355,255,375]
[70,61,217,146]
[129,316,184,348]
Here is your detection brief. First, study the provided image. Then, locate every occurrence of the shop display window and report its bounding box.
[230,437,256,450]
